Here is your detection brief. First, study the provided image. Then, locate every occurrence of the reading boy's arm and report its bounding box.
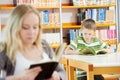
[65,47,79,55]
[99,38,114,53]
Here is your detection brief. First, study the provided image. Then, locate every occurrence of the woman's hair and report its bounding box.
[1,4,42,63]
[81,19,96,31]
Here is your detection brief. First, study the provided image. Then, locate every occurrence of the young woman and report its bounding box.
[0,4,66,80]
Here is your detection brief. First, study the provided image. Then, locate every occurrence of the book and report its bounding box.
[80,47,107,55]
[106,10,115,23]
[29,43,66,80]
[97,8,106,22]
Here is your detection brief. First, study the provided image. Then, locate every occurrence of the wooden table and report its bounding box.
[62,53,120,80]
[60,57,69,80]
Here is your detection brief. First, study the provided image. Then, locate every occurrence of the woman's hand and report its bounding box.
[6,67,42,80]
[47,71,60,80]
[18,67,42,80]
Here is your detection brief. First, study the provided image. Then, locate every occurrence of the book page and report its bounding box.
[55,43,67,61]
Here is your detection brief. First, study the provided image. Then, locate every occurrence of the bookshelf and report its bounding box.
[0,0,62,49]
[0,0,117,46]
[62,0,117,46]
[62,22,116,28]
[62,4,116,8]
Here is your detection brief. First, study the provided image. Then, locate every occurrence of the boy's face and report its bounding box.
[81,28,95,43]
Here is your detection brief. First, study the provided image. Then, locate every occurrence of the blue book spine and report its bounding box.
[43,10,49,24]
[69,30,73,41]
[72,29,75,40]
[97,8,106,22]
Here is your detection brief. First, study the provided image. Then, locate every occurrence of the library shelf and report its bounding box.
[0,4,59,10]
[62,22,116,29]
[50,43,60,48]
[0,3,61,48]
[103,39,117,45]
[42,25,60,29]
[1,25,60,30]
[2,22,115,30]
[62,4,116,9]
[0,4,14,10]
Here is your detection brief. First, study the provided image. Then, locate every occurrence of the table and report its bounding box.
[62,53,120,80]
[60,57,69,80]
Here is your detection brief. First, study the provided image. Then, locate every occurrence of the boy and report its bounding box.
[65,18,113,55]
[65,19,114,80]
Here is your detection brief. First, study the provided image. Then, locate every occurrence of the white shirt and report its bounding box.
[14,51,50,75]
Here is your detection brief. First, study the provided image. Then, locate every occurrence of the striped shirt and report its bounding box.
[69,36,107,52]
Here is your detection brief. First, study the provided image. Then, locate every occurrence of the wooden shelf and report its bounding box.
[1,24,60,30]
[0,4,59,10]
[42,25,60,29]
[103,39,117,45]
[62,22,116,29]
[0,3,117,47]
[50,43,60,48]
[0,4,116,10]
[1,22,116,30]
[0,3,115,9]
[96,22,116,27]
[1,25,5,30]
[62,4,116,9]
[0,4,14,10]
[35,6,59,9]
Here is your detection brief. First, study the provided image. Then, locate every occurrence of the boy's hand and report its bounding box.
[102,47,114,54]
[107,47,114,53]
[65,47,80,55]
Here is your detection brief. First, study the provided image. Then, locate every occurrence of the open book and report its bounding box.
[80,47,107,55]
[29,43,66,80]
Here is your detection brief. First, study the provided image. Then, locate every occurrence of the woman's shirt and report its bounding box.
[0,40,66,80]
[14,51,50,75]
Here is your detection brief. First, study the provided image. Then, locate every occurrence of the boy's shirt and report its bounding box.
[69,36,108,77]
[69,36,108,53]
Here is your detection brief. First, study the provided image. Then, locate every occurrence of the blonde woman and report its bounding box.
[0,4,66,80]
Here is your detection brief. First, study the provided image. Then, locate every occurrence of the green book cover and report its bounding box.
[80,47,107,55]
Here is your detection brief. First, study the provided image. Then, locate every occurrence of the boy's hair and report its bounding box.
[81,19,96,31]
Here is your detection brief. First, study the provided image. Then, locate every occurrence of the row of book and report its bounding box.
[40,10,60,25]
[41,33,60,44]
[96,29,116,40]
[13,0,59,7]
[0,11,60,29]
[73,0,115,6]
[67,29,116,43]
[85,9,115,23]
